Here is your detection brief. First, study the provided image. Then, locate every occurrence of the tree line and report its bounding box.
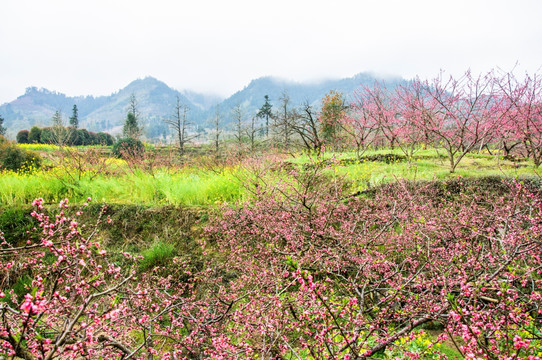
[15,106,114,146]
[16,126,114,146]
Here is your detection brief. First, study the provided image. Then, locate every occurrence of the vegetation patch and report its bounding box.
[340,153,407,165]
[0,205,37,245]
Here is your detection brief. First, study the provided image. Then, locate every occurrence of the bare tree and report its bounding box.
[231,104,245,148]
[51,110,68,146]
[419,71,503,172]
[246,115,260,153]
[164,96,197,156]
[273,92,295,150]
[291,102,325,155]
[211,104,223,153]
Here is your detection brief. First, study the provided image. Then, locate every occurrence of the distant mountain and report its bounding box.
[0,77,208,140]
[217,73,404,124]
[180,90,224,112]
[0,73,405,139]
[82,77,202,138]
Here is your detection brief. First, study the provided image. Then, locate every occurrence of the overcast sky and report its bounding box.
[1,0,541,104]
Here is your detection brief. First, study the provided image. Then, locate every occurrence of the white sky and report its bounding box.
[1,0,541,104]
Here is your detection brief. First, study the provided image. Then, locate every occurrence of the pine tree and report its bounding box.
[69,105,79,129]
[257,95,273,138]
[123,94,140,139]
[0,115,5,136]
[123,112,140,139]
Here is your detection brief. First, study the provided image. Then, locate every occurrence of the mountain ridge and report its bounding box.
[0,73,405,139]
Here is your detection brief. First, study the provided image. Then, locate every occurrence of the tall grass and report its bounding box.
[0,149,539,206]
[0,166,246,206]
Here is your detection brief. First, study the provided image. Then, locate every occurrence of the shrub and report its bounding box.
[16,130,29,144]
[112,138,145,158]
[0,144,42,172]
[27,126,42,144]
[88,131,102,145]
[205,164,542,358]
[97,132,114,146]
[39,127,54,144]
[66,126,79,145]
[76,128,91,146]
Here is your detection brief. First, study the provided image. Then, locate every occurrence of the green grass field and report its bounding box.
[0,146,539,207]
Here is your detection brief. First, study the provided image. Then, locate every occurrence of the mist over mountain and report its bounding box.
[0,73,404,140]
[218,73,404,122]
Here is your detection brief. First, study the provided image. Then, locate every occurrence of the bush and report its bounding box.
[88,131,100,145]
[39,127,54,144]
[76,129,91,146]
[66,126,79,145]
[0,144,42,172]
[27,126,42,144]
[112,138,145,159]
[97,132,114,146]
[16,130,29,144]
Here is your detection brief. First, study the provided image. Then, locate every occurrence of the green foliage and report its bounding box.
[0,143,42,172]
[112,138,145,158]
[123,112,140,139]
[18,126,112,146]
[0,115,5,136]
[67,128,103,146]
[0,163,245,206]
[139,240,177,271]
[16,130,29,144]
[0,206,37,245]
[39,127,54,144]
[383,331,461,359]
[257,95,273,136]
[51,110,64,127]
[338,153,407,165]
[28,126,42,144]
[0,274,33,307]
[69,104,79,128]
[320,90,345,144]
[0,147,540,207]
[97,132,114,146]
[74,128,91,145]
